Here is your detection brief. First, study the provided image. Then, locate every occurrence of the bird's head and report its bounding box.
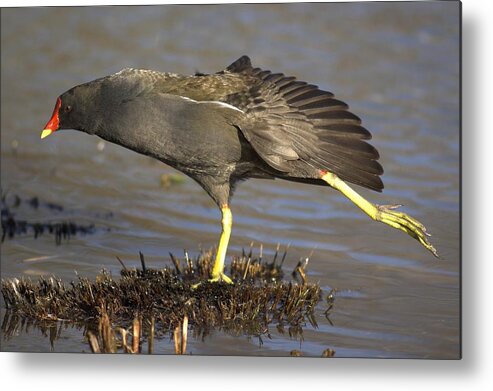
[41,83,103,139]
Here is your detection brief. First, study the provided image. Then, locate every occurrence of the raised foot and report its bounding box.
[373,204,439,258]
[191,273,234,289]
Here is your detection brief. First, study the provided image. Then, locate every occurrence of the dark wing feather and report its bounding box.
[221,56,384,192]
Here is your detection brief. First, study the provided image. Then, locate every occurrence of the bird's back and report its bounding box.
[99,56,383,192]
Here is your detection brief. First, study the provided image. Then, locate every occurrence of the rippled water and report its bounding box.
[0,2,460,358]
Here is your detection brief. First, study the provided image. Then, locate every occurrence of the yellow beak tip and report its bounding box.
[40,129,53,139]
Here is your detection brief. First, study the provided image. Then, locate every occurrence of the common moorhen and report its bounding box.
[41,56,437,283]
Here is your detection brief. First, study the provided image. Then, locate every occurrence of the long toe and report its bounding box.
[191,273,234,289]
[375,205,439,258]
[209,273,234,284]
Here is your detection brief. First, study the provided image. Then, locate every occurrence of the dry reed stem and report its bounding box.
[132,317,141,354]
[116,327,130,353]
[173,315,189,355]
[173,326,180,354]
[87,331,100,353]
[181,315,188,355]
[101,312,116,353]
[148,317,155,354]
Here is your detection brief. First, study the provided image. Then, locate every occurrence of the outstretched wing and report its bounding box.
[222,56,384,192]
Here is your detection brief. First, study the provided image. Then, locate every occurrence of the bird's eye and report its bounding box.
[63,105,72,113]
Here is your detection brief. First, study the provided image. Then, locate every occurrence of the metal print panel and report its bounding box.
[0,1,460,358]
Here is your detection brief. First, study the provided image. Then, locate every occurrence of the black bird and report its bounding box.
[41,56,437,283]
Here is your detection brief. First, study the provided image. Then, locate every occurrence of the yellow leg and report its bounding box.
[209,206,233,283]
[321,172,438,257]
